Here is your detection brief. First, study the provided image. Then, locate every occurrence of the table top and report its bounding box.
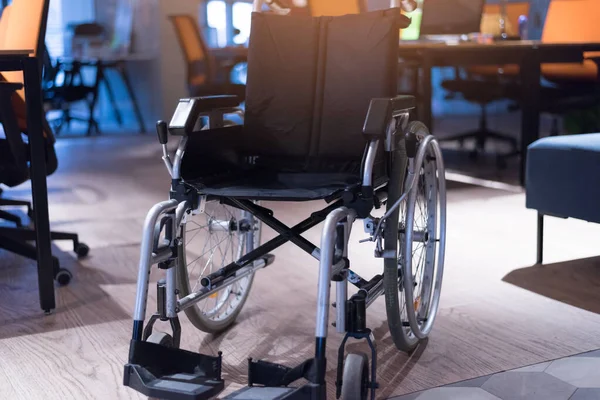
[58,52,155,64]
[0,49,33,56]
[398,40,600,66]
[400,40,600,51]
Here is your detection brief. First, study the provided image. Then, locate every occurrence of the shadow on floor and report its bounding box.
[503,256,600,315]
[0,242,139,340]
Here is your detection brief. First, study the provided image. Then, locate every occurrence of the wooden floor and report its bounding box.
[2,134,600,399]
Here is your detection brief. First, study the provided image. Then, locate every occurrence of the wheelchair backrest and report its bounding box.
[243,8,410,172]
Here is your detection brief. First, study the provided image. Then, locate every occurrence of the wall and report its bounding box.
[92,0,552,124]
[93,0,163,126]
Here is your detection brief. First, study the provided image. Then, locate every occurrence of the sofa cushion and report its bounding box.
[526,133,600,223]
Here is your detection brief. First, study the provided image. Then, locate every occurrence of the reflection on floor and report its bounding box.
[391,350,600,400]
[1,126,600,399]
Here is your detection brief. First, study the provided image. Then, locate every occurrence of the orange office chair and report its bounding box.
[169,14,246,103]
[443,0,600,165]
[0,0,88,285]
[306,0,366,16]
[539,0,600,84]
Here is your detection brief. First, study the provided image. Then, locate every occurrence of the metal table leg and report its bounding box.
[23,57,55,313]
[519,54,542,187]
[117,61,147,134]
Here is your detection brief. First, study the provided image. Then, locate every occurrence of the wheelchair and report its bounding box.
[123,2,445,400]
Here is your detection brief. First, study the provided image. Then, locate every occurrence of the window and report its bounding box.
[232,2,252,45]
[204,0,253,47]
[46,0,65,57]
[206,0,228,47]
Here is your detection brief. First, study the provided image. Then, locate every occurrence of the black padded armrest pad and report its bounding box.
[0,81,24,93]
[363,95,416,137]
[169,95,240,136]
[194,95,240,110]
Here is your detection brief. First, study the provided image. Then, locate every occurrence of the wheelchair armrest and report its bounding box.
[168,95,240,136]
[362,95,416,137]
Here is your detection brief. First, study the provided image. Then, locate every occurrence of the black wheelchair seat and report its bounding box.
[186,169,361,201]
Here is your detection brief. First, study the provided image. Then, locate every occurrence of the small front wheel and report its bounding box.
[146,331,174,348]
[341,353,369,400]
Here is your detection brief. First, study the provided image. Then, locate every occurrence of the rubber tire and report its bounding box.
[176,207,260,334]
[383,121,428,353]
[75,243,90,258]
[55,268,72,286]
[146,331,174,348]
[341,353,369,400]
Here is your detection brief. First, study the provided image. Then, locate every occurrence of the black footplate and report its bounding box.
[223,358,323,400]
[124,340,224,400]
[224,386,318,400]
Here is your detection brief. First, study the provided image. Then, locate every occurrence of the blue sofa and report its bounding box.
[526,133,600,263]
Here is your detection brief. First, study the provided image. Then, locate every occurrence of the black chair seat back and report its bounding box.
[242,9,409,173]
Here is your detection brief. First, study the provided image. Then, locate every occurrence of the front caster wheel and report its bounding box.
[341,353,369,400]
[75,243,90,258]
[146,331,174,348]
[55,268,72,286]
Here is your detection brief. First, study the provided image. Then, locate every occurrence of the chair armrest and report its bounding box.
[362,95,416,137]
[168,95,240,136]
[0,81,24,94]
[588,57,600,80]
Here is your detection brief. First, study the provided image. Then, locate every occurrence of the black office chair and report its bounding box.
[0,0,88,285]
[42,43,100,136]
[0,80,89,285]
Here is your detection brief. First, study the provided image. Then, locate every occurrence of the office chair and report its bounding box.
[439,2,529,163]
[169,15,246,103]
[0,0,88,285]
[306,0,367,16]
[0,5,31,227]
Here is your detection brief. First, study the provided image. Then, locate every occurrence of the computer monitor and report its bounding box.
[419,0,485,36]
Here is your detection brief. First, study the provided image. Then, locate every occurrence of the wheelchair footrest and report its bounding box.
[123,340,224,400]
[223,386,299,400]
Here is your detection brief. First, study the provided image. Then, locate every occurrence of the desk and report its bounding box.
[0,50,55,312]
[58,53,152,134]
[399,40,600,186]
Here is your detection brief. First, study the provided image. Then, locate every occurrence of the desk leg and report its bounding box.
[101,70,123,126]
[118,62,147,134]
[421,54,434,133]
[23,57,55,313]
[88,62,102,136]
[519,57,541,187]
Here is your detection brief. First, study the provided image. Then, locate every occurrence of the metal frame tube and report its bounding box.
[362,140,380,188]
[133,199,178,322]
[166,266,177,318]
[316,207,356,340]
[336,279,347,334]
[178,256,269,311]
[171,137,188,180]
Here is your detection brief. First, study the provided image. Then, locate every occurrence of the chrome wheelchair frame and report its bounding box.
[123,2,444,400]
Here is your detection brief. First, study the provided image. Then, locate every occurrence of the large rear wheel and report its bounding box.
[383,121,446,352]
[176,200,261,333]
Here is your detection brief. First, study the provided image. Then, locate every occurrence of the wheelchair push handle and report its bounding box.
[390,0,418,12]
[156,121,168,145]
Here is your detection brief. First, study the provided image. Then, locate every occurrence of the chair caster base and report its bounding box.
[55,268,72,286]
[75,242,89,258]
